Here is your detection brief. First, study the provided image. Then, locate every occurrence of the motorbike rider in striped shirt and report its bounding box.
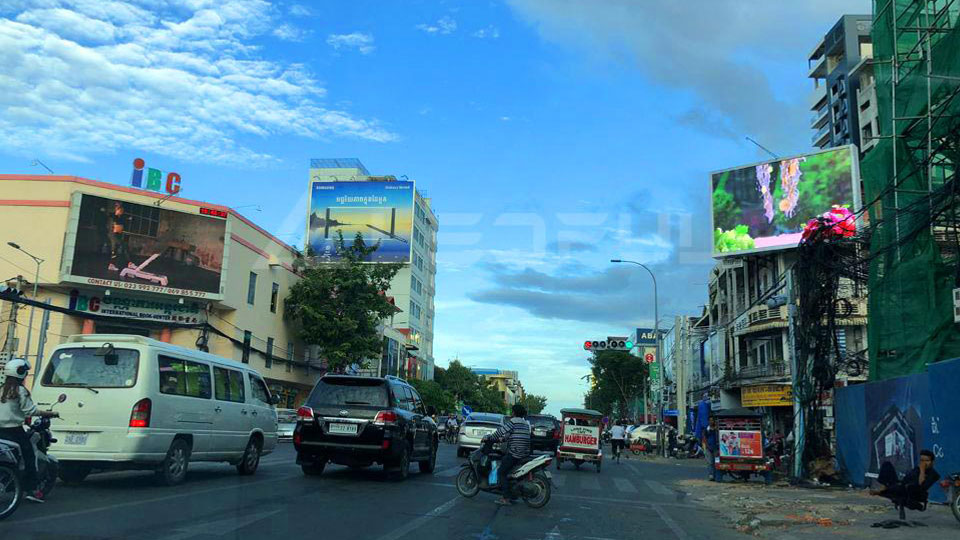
[491,403,532,506]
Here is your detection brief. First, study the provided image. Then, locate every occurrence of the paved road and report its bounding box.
[3,443,741,539]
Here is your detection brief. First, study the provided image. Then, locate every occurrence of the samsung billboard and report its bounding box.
[62,193,228,299]
[710,145,860,257]
[307,181,415,263]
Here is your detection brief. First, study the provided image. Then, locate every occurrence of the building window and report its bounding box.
[286,341,294,373]
[410,275,422,295]
[265,337,274,369]
[247,272,257,305]
[409,301,421,321]
[242,331,252,363]
[270,282,279,313]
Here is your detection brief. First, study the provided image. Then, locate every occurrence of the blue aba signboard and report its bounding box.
[633,328,666,346]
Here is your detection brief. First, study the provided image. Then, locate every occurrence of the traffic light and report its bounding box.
[583,339,635,351]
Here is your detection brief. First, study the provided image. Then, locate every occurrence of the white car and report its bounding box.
[33,334,279,486]
[628,424,660,446]
[456,413,504,457]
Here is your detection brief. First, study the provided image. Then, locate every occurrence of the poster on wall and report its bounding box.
[306,181,415,262]
[718,430,763,458]
[710,145,860,257]
[63,194,228,299]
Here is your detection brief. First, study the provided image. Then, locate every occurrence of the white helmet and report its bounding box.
[3,358,30,380]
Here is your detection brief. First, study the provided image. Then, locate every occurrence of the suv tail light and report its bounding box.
[553,429,561,440]
[129,398,151,428]
[297,406,315,423]
[373,410,397,425]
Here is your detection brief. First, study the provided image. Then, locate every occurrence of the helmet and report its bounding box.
[3,358,31,380]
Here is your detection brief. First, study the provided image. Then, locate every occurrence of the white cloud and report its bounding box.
[499,116,511,121]
[288,4,311,17]
[472,25,500,39]
[273,23,308,42]
[0,1,396,164]
[416,15,457,35]
[326,32,375,55]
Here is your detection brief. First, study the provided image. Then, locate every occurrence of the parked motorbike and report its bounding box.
[456,436,553,508]
[940,472,960,524]
[0,393,66,520]
[670,434,701,459]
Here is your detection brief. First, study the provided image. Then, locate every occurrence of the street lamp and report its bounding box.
[611,258,664,454]
[7,242,44,370]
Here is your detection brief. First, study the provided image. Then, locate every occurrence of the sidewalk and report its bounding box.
[671,473,959,538]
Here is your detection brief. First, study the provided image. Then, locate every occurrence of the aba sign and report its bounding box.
[634,328,665,346]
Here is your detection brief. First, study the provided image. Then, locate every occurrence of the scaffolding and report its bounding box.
[862,0,960,380]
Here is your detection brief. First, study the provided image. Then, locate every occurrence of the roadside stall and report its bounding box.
[556,408,603,473]
[714,407,773,483]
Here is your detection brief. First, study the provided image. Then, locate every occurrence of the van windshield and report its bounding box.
[42,347,140,388]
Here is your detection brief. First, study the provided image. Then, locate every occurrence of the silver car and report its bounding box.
[277,408,297,442]
[456,412,505,458]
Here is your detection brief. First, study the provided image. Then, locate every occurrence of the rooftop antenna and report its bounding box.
[31,159,54,174]
[231,204,262,212]
[154,191,177,207]
[744,136,779,160]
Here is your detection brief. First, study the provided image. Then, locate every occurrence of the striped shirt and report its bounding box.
[493,416,532,459]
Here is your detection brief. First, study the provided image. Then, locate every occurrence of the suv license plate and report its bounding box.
[329,423,358,435]
[64,433,89,445]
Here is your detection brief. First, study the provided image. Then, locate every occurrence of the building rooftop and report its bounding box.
[309,158,370,175]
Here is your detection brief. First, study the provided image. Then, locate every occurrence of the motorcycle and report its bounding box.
[0,393,66,520]
[456,436,553,508]
[670,434,701,459]
[940,472,960,524]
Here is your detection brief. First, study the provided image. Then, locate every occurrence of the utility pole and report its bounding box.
[786,268,804,480]
[2,276,23,355]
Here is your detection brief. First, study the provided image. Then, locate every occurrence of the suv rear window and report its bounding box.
[307,378,388,407]
[528,416,557,429]
[42,347,140,388]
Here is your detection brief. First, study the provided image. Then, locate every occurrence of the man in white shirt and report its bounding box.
[610,420,627,462]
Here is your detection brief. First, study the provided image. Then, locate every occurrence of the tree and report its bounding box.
[409,379,456,414]
[588,350,648,419]
[519,394,547,414]
[284,232,402,373]
[437,360,480,404]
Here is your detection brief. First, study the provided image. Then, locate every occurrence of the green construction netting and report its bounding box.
[863,0,960,380]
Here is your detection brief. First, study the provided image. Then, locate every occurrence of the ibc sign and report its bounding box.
[130,158,181,195]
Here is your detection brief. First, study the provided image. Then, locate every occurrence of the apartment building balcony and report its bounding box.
[813,123,831,147]
[733,304,787,336]
[811,104,830,129]
[810,84,827,110]
[722,362,789,389]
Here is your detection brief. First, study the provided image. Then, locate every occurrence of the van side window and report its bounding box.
[248,373,271,406]
[214,367,246,403]
[158,356,211,399]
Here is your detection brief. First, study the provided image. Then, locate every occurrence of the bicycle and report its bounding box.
[611,439,624,463]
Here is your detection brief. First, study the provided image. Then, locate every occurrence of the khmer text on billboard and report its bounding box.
[711,145,859,257]
[307,181,414,263]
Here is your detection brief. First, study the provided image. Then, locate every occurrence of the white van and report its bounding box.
[32,334,279,486]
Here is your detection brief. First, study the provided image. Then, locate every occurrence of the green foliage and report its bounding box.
[712,171,741,228]
[519,394,548,415]
[714,225,756,253]
[409,379,456,414]
[284,231,402,373]
[431,360,509,415]
[585,350,648,419]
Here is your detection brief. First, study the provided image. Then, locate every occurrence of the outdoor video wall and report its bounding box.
[307,181,415,262]
[63,194,227,298]
[711,145,859,257]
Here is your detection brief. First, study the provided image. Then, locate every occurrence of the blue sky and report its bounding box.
[0,0,870,415]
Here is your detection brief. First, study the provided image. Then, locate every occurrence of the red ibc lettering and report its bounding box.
[166,172,181,195]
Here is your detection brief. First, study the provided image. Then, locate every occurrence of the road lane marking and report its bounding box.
[613,478,637,493]
[579,475,601,490]
[416,482,698,509]
[653,504,688,539]
[375,496,461,540]
[158,509,283,540]
[644,480,674,497]
[9,473,302,526]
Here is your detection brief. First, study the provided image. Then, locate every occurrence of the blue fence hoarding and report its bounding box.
[835,357,960,502]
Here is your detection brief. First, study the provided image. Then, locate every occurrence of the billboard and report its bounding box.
[710,145,859,257]
[63,194,227,298]
[719,430,763,458]
[307,181,414,262]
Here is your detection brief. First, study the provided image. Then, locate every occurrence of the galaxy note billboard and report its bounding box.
[710,145,860,257]
[307,181,415,263]
[63,194,228,298]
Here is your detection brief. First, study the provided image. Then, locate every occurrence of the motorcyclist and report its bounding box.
[490,403,532,506]
[0,359,59,503]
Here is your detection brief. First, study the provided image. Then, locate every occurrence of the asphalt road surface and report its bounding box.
[3,443,741,539]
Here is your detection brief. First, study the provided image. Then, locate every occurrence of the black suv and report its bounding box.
[528,414,561,454]
[294,375,438,480]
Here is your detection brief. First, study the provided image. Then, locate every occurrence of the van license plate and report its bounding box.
[329,423,358,435]
[64,433,88,445]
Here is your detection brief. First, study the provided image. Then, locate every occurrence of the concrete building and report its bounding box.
[849,54,880,155]
[0,174,320,407]
[308,159,438,380]
[471,368,525,406]
[808,15,874,151]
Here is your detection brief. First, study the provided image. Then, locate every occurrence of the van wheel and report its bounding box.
[58,463,91,485]
[237,437,262,476]
[156,439,190,486]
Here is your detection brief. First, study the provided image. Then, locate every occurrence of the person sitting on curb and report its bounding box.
[870,449,940,510]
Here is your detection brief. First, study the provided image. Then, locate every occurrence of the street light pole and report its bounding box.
[7,242,43,370]
[611,258,662,454]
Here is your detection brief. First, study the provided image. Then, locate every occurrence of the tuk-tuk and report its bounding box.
[556,408,603,473]
[713,407,773,483]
